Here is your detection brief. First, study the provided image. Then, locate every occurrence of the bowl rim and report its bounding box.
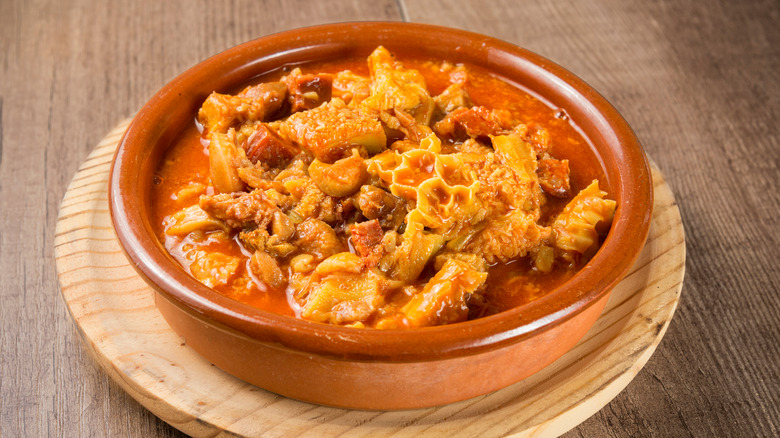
[109,21,653,362]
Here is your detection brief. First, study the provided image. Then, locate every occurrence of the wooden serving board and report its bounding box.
[54,120,685,438]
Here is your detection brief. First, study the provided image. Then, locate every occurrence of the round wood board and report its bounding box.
[54,120,685,438]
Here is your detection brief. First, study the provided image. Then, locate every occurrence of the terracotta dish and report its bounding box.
[109,22,652,410]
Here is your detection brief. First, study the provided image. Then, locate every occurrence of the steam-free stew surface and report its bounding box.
[151,48,615,328]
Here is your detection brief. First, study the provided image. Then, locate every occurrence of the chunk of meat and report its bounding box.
[271,210,295,239]
[238,228,269,251]
[314,252,363,275]
[199,82,287,133]
[468,152,531,216]
[489,131,543,213]
[331,300,376,325]
[387,222,445,282]
[238,82,286,101]
[283,175,344,224]
[282,68,333,112]
[433,82,472,115]
[491,132,538,180]
[464,209,550,264]
[289,254,317,273]
[236,166,276,190]
[349,220,384,268]
[332,71,371,106]
[164,205,229,236]
[249,250,287,289]
[433,106,514,140]
[239,211,298,257]
[239,221,297,257]
[273,155,308,183]
[241,123,300,168]
[537,158,571,198]
[513,123,551,155]
[237,81,289,118]
[401,258,487,327]
[299,270,387,324]
[199,189,278,229]
[361,46,434,125]
[355,185,406,230]
[307,153,368,198]
[208,131,247,194]
[294,218,344,260]
[390,107,434,143]
[189,251,241,288]
[279,98,387,163]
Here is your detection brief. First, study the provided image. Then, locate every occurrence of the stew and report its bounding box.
[151,47,616,328]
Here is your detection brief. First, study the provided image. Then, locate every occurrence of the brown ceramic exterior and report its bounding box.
[109,22,653,410]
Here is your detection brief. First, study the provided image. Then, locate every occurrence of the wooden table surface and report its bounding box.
[2,0,778,436]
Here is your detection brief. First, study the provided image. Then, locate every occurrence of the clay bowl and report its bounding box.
[109,22,652,410]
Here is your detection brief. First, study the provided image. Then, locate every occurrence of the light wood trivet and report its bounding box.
[54,120,685,438]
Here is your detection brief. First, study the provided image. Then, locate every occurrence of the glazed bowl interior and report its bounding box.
[110,22,652,362]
